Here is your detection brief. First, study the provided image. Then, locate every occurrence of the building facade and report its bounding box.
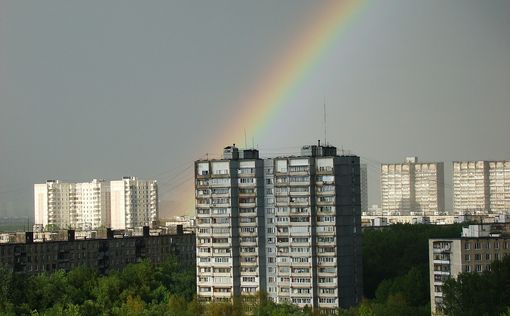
[35,177,157,231]
[453,161,490,214]
[195,147,266,299]
[35,180,110,230]
[195,144,362,311]
[110,177,159,230]
[429,224,510,315]
[0,228,195,275]
[381,157,444,216]
[453,160,510,214]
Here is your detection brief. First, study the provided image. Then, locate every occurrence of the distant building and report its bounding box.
[195,143,362,311]
[381,157,444,216]
[34,177,158,231]
[361,214,491,227]
[110,177,158,230]
[453,161,510,214]
[429,223,510,314]
[34,179,110,230]
[0,228,195,275]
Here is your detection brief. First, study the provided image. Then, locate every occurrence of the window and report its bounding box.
[214,257,229,263]
[241,287,257,293]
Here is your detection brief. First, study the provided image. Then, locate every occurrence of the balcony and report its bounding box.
[317,201,335,207]
[238,192,256,198]
[316,168,334,175]
[239,202,256,209]
[289,201,310,207]
[288,171,309,176]
[290,282,313,288]
[433,245,451,254]
[433,270,451,276]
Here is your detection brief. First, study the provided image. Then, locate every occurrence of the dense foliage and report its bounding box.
[0,256,196,316]
[441,255,510,316]
[357,224,463,316]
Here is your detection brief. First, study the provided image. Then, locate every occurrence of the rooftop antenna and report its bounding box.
[323,98,327,146]
[252,136,254,150]
[244,129,247,149]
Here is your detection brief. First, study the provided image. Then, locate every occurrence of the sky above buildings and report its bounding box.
[0,0,509,218]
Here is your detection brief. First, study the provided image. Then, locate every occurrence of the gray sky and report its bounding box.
[1,0,509,218]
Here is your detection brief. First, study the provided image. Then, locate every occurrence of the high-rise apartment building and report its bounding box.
[195,147,265,299]
[110,177,159,230]
[453,161,510,214]
[488,161,510,213]
[35,180,110,230]
[429,223,510,314]
[381,157,444,215]
[195,144,362,311]
[35,177,157,230]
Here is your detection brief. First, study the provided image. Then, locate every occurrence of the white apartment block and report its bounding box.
[488,161,510,213]
[34,180,110,230]
[35,177,157,231]
[35,181,74,229]
[381,157,444,216]
[74,180,111,230]
[195,144,362,311]
[110,177,158,230]
[453,161,510,214]
[429,224,510,315]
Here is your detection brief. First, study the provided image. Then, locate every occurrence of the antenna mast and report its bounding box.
[323,99,327,145]
[244,129,247,149]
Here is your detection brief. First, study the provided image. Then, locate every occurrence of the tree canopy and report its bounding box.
[441,255,510,316]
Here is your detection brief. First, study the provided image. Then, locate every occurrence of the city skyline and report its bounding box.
[1,1,510,217]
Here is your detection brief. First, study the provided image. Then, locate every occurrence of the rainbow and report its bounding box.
[181,0,370,213]
[216,0,370,149]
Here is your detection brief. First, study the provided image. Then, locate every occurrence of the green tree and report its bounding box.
[442,255,510,316]
[363,224,462,299]
[155,256,196,301]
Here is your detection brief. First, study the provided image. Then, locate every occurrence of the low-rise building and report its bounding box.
[429,223,510,314]
[0,227,194,275]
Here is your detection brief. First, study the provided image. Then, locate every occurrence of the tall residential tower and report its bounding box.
[453,160,510,214]
[195,144,362,311]
[381,157,444,215]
